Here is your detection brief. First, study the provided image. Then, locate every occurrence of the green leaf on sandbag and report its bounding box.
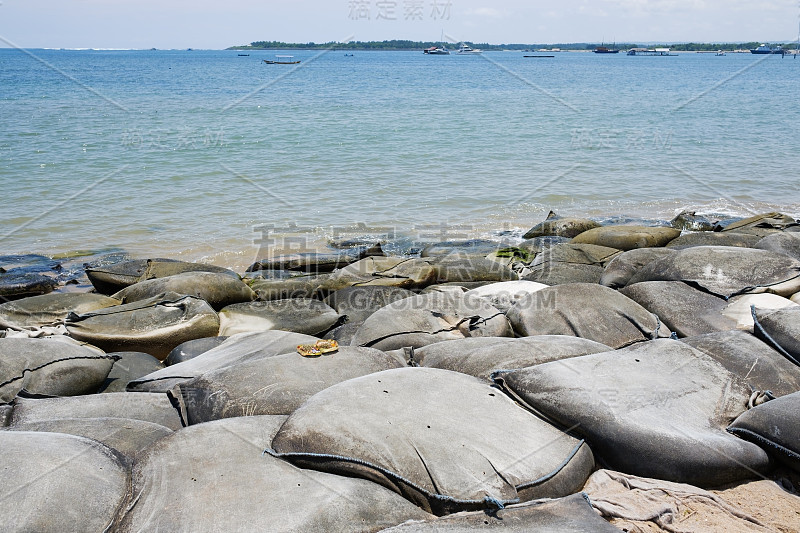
[496,339,771,487]
[0,337,117,404]
[270,367,595,515]
[0,431,129,533]
[115,416,431,532]
[65,292,220,360]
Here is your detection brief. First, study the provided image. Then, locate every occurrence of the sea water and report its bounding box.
[1,48,798,269]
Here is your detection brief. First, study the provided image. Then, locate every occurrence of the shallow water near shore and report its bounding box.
[1,48,799,270]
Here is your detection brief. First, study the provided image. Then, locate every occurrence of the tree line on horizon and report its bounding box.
[230,40,797,52]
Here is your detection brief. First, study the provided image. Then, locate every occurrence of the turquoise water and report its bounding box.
[1,48,798,268]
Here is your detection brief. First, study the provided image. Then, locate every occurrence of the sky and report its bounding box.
[0,0,798,49]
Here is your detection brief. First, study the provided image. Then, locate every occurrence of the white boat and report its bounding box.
[457,43,482,54]
[715,50,726,56]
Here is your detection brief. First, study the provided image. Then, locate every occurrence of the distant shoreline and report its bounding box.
[229,40,798,52]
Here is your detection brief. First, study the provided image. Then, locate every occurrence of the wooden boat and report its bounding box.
[264,55,301,65]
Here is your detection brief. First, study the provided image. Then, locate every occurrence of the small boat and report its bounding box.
[238,54,250,57]
[423,46,450,55]
[524,55,555,58]
[594,46,619,54]
[715,50,726,56]
[263,55,301,65]
[750,44,784,55]
[627,47,677,56]
[457,43,482,54]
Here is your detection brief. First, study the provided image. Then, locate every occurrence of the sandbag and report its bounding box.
[0,292,119,331]
[0,337,116,403]
[66,292,220,360]
[0,431,128,532]
[464,280,549,312]
[431,256,518,283]
[523,263,604,285]
[247,245,380,273]
[380,492,619,532]
[4,417,173,458]
[0,271,57,300]
[329,256,438,290]
[627,246,800,298]
[164,336,228,366]
[665,231,763,249]
[752,306,800,366]
[112,271,254,310]
[420,239,504,258]
[98,351,165,392]
[529,243,621,266]
[683,330,800,397]
[270,367,595,515]
[755,231,800,261]
[620,281,735,337]
[115,416,431,532]
[722,293,797,332]
[248,274,331,300]
[417,335,612,380]
[218,298,341,337]
[173,346,404,423]
[351,292,512,351]
[86,258,223,295]
[600,247,676,289]
[719,212,797,233]
[571,225,680,250]
[496,339,770,486]
[324,286,415,323]
[8,392,184,430]
[126,330,319,392]
[728,391,800,471]
[507,283,669,348]
[522,211,601,239]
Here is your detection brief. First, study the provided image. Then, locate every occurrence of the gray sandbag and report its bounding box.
[351,292,512,351]
[529,243,621,267]
[246,246,380,273]
[721,293,798,332]
[173,346,404,424]
[417,335,612,380]
[507,283,669,349]
[4,417,173,458]
[0,431,129,533]
[324,286,415,323]
[670,210,715,231]
[727,391,800,471]
[0,337,116,404]
[164,336,228,366]
[65,292,220,360]
[752,306,800,366]
[420,239,504,258]
[666,231,762,249]
[380,492,619,532]
[0,271,57,300]
[85,258,180,294]
[218,298,341,337]
[431,256,518,283]
[523,262,604,285]
[620,281,735,337]
[8,392,184,430]
[270,367,595,515]
[127,330,319,393]
[116,416,431,532]
[0,292,119,331]
[755,231,800,261]
[248,273,331,300]
[600,247,676,289]
[411,337,517,366]
[464,280,548,312]
[98,351,165,393]
[571,225,680,250]
[328,321,362,345]
[523,211,601,239]
[329,256,438,290]
[496,339,771,486]
[719,212,798,233]
[627,246,800,298]
[683,330,800,397]
[112,271,255,310]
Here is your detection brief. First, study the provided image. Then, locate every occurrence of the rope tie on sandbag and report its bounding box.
[747,390,775,409]
[482,495,505,511]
